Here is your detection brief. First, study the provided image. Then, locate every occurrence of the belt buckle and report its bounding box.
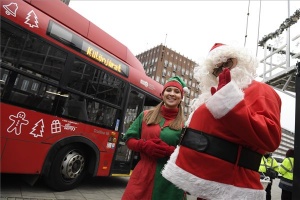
[195,132,209,152]
[181,129,209,152]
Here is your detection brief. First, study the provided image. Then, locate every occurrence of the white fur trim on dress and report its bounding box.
[206,81,244,119]
[162,146,265,200]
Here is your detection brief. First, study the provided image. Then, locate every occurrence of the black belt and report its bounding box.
[180,128,262,171]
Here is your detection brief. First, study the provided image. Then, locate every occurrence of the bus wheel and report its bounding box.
[44,144,87,191]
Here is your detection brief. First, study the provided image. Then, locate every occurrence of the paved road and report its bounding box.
[1,174,281,200]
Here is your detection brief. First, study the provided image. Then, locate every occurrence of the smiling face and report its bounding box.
[162,86,182,109]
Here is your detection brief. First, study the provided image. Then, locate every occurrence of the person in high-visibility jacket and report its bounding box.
[259,152,279,200]
[278,148,294,200]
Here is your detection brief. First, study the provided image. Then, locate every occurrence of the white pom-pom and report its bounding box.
[183,87,189,94]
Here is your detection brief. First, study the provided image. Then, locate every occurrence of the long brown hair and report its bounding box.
[143,101,185,130]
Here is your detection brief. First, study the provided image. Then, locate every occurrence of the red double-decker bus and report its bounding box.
[0,0,163,191]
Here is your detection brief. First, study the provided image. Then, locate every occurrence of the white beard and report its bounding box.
[186,63,255,126]
[228,65,254,90]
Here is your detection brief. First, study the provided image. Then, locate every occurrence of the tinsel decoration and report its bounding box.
[258,9,300,47]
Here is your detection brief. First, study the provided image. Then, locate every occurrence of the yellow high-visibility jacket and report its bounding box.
[259,156,279,173]
[278,157,294,192]
[278,157,294,180]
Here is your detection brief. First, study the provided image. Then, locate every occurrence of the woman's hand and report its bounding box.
[126,138,167,159]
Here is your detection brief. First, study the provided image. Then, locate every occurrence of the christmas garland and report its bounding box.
[258,9,300,47]
[266,46,299,58]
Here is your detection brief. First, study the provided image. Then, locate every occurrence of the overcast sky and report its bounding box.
[69,1,299,132]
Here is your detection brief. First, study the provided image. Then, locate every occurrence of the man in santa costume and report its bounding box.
[162,43,282,200]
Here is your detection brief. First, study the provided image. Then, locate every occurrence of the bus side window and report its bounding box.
[63,95,88,122]
[8,91,29,105]
[36,97,54,112]
[66,99,88,121]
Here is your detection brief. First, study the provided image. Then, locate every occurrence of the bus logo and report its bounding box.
[62,123,77,131]
[140,79,149,88]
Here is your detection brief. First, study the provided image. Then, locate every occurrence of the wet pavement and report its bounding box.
[1,174,281,200]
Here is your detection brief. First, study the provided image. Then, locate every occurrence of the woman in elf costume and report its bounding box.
[162,43,282,200]
[122,76,189,200]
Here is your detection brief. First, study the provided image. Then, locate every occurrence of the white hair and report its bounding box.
[187,44,258,123]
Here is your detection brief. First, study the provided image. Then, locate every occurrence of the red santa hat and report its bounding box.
[209,43,229,64]
[209,43,225,51]
[207,43,238,64]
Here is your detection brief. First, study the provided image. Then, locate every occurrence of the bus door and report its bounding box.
[111,88,160,174]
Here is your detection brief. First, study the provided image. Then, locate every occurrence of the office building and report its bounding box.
[136,44,199,117]
[274,128,295,158]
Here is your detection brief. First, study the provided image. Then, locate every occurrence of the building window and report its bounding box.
[185,69,189,75]
[156,76,160,82]
[21,80,29,91]
[181,68,185,75]
[31,82,39,91]
[184,106,188,114]
[162,69,167,76]
[164,60,168,67]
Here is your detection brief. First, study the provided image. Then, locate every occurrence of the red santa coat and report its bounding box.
[162,80,281,200]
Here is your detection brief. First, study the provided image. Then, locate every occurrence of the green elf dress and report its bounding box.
[122,105,186,200]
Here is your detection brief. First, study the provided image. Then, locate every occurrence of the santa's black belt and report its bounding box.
[180,128,262,171]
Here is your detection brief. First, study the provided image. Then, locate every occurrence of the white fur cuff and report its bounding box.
[206,81,244,119]
[161,146,265,200]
